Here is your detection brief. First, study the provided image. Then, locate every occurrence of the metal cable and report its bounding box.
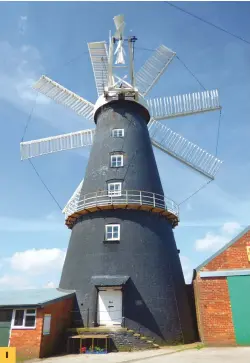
[134,46,155,52]
[178,180,212,207]
[20,95,63,211]
[28,159,63,211]
[165,1,250,46]
[63,51,89,67]
[135,46,207,91]
[20,93,38,142]
[48,50,89,75]
[19,51,92,212]
[176,56,206,91]
[175,94,222,207]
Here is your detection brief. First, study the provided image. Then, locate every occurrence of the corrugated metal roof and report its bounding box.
[0,288,75,307]
[194,226,250,275]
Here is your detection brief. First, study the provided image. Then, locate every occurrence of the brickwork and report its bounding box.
[10,296,74,360]
[203,230,250,271]
[194,277,235,345]
[10,309,43,360]
[40,297,74,357]
[194,229,250,346]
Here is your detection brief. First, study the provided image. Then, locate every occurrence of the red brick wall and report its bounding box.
[10,296,74,360]
[194,230,250,346]
[194,277,235,345]
[40,297,74,358]
[203,230,250,271]
[10,309,43,360]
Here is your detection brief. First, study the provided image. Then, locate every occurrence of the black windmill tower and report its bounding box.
[21,15,222,343]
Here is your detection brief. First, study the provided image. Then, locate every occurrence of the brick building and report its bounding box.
[0,289,75,360]
[193,226,250,346]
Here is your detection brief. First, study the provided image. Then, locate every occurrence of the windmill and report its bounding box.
[20,15,222,344]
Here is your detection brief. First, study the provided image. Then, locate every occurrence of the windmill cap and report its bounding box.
[93,95,150,123]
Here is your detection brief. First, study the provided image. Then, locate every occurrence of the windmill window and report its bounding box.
[111,154,123,167]
[12,309,36,329]
[108,182,122,196]
[105,224,120,241]
[112,129,124,138]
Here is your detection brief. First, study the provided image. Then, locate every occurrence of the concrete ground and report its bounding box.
[28,346,250,363]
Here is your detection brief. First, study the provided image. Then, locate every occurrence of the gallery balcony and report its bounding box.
[63,190,179,229]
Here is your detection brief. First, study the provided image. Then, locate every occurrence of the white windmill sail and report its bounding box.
[148,118,222,180]
[88,41,109,97]
[20,12,223,220]
[20,129,95,160]
[147,90,221,120]
[63,179,84,217]
[135,45,176,97]
[113,14,126,65]
[33,76,94,120]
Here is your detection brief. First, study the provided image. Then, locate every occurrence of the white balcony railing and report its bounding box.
[63,189,179,222]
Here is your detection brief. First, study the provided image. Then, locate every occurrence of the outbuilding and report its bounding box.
[193,226,250,346]
[0,288,75,360]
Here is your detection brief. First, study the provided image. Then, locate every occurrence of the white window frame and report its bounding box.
[105,224,120,241]
[43,314,52,335]
[108,182,122,197]
[11,308,37,330]
[112,129,124,138]
[111,154,124,168]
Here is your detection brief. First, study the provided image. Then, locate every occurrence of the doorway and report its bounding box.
[228,275,250,345]
[97,289,122,326]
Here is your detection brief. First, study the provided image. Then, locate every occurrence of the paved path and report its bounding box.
[29,347,250,363]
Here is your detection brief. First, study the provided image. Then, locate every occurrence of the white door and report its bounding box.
[98,289,122,326]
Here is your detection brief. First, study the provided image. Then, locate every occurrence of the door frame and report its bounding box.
[97,286,123,326]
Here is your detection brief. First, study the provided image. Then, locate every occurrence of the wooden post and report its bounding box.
[87,308,90,327]
[80,337,82,354]
[67,338,70,354]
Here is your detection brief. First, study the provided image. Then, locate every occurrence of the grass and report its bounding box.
[195,343,205,350]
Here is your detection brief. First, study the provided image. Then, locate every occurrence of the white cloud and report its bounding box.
[180,255,193,284]
[10,248,66,274]
[44,281,57,288]
[0,41,45,106]
[222,222,241,235]
[16,77,50,104]
[0,248,66,290]
[19,15,28,35]
[195,221,242,252]
[0,40,91,137]
[195,233,228,252]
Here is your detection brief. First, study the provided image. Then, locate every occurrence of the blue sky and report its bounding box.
[0,1,250,289]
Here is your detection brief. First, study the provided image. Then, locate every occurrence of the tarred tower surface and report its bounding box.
[59,100,195,343]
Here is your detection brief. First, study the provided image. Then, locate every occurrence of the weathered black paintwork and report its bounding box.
[59,100,195,343]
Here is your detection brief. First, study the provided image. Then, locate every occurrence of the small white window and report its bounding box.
[105,224,120,241]
[108,182,122,196]
[12,309,36,329]
[112,129,124,138]
[111,154,123,167]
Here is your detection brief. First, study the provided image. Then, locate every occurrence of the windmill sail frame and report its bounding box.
[20,13,223,216]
